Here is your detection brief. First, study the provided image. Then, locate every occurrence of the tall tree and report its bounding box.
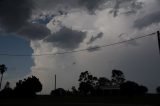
[156,86,160,94]
[111,69,125,87]
[14,76,42,96]
[0,64,7,89]
[78,71,97,95]
[96,77,111,89]
[120,81,148,95]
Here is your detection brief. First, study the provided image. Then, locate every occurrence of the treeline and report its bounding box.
[0,76,42,97]
[50,70,149,96]
[0,64,160,97]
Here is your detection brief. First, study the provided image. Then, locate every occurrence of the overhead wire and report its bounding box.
[0,32,157,57]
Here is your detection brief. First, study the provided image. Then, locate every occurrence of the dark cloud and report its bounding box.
[109,0,143,17]
[44,27,86,50]
[0,0,52,40]
[0,0,34,32]
[34,0,78,13]
[134,11,160,29]
[17,23,51,40]
[34,0,107,14]
[156,0,160,4]
[87,45,101,52]
[0,0,143,41]
[35,0,142,15]
[78,0,107,14]
[87,32,103,44]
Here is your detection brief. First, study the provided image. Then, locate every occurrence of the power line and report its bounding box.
[0,32,157,57]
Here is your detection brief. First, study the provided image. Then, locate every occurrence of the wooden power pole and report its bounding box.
[157,31,160,54]
[55,74,56,90]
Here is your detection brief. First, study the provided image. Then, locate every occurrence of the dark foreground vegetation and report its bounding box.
[0,64,160,105]
[0,94,160,105]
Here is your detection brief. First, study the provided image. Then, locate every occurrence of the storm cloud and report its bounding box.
[17,23,51,40]
[34,0,106,14]
[87,45,101,52]
[78,0,107,14]
[44,27,86,50]
[0,0,34,32]
[0,0,143,36]
[134,11,160,29]
[34,0,143,15]
[0,0,143,35]
[87,32,103,44]
[109,0,143,17]
[0,0,52,40]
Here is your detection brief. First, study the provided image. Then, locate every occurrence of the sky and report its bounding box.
[0,0,160,94]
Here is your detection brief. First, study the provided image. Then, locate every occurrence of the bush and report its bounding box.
[156,86,160,94]
[120,81,148,95]
[14,76,42,97]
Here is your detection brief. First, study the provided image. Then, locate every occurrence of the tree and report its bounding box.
[111,69,125,87]
[156,86,160,94]
[138,85,148,94]
[4,81,10,89]
[94,77,112,96]
[0,82,13,97]
[120,81,148,95]
[14,76,42,96]
[120,81,139,95]
[96,77,111,89]
[0,64,7,89]
[50,88,66,96]
[78,71,97,95]
[71,86,78,95]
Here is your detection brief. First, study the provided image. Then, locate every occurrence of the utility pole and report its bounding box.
[157,31,160,54]
[55,74,56,90]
